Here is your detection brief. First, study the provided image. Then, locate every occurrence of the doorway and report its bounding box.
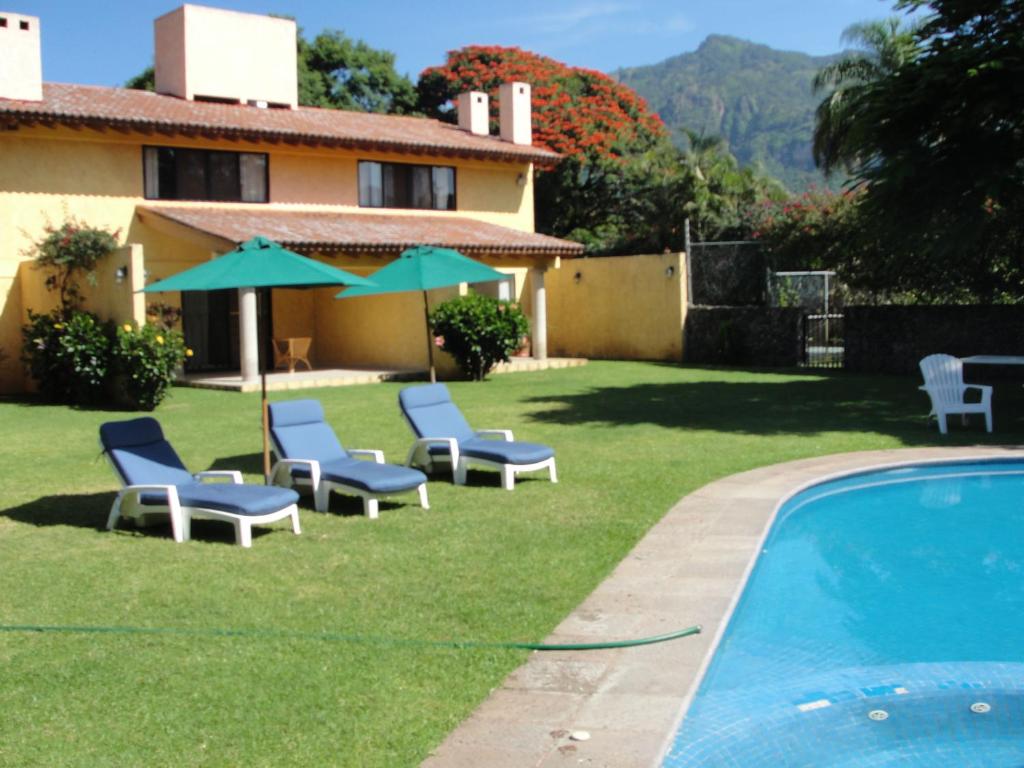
[181,289,240,372]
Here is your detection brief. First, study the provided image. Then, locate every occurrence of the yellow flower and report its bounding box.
[53,322,64,330]
[185,348,194,357]
[122,323,132,333]
[155,335,164,345]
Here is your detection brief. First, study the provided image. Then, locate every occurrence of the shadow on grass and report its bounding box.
[1,492,110,530]
[207,453,264,477]
[0,491,274,545]
[0,394,141,413]
[454,468,550,489]
[523,371,1024,445]
[208,453,416,517]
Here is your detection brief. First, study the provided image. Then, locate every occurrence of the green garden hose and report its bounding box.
[0,621,700,651]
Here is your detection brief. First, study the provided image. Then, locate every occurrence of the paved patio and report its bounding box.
[421,445,1022,768]
[179,357,588,393]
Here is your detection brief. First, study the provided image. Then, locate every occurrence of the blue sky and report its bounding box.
[24,0,907,87]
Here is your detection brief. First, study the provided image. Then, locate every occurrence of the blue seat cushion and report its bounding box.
[399,384,475,443]
[268,400,348,465]
[291,458,426,494]
[460,438,554,466]
[140,483,299,517]
[101,417,194,486]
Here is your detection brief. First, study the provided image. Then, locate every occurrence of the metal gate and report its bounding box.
[803,314,844,368]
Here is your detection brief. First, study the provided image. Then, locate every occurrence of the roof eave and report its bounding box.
[0,112,564,167]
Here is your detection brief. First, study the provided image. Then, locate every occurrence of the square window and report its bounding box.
[358,161,455,211]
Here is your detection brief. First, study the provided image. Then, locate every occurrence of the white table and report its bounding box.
[961,355,1024,365]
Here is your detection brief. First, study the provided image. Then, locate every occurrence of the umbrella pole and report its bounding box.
[423,289,436,383]
[259,288,271,483]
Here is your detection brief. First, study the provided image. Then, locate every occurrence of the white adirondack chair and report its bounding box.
[919,354,993,435]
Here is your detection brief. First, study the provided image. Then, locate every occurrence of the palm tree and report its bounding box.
[681,129,729,182]
[812,18,921,176]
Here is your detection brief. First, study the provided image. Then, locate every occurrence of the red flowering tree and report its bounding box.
[419,47,670,248]
[419,46,666,161]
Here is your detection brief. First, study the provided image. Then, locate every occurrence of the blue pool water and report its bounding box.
[663,459,1024,767]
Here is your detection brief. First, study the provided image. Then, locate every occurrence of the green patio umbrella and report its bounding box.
[336,245,507,383]
[144,236,375,481]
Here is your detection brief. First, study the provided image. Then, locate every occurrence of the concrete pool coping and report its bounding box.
[421,446,1022,768]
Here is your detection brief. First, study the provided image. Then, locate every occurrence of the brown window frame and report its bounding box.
[357,160,456,211]
[142,146,270,203]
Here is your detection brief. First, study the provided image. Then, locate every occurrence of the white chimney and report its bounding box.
[0,12,42,102]
[154,5,298,108]
[499,82,532,146]
[457,91,489,136]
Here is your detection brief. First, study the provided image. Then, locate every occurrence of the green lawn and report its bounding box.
[1,361,1020,767]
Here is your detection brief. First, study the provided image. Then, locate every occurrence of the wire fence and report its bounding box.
[686,237,846,368]
[688,241,765,306]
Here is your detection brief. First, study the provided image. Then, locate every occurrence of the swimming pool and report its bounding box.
[663,459,1024,767]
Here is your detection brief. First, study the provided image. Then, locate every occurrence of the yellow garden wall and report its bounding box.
[0,268,22,393]
[547,253,687,362]
[313,284,462,377]
[81,245,147,326]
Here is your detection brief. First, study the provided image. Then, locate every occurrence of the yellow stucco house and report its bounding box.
[0,5,584,394]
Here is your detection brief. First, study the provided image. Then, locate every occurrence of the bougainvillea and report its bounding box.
[418,46,667,162]
[748,188,863,271]
[32,218,120,316]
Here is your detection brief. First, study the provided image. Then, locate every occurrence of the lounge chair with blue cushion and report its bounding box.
[267,399,429,518]
[100,417,301,548]
[398,383,557,490]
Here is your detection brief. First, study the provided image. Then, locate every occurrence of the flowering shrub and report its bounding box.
[748,188,862,271]
[21,310,110,404]
[33,219,120,314]
[429,293,529,381]
[111,323,188,411]
[146,302,182,330]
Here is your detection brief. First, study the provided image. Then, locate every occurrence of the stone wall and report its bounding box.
[845,305,1024,374]
[683,306,803,367]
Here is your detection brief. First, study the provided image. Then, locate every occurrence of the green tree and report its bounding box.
[676,134,786,242]
[125,66,154,92]
[298,30,417,113]
[811,18,920,176]
[809,0,1024,302]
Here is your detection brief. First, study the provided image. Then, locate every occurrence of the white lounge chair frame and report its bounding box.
[270,442,429,519]
[404,428,558,491]
[104,454,301,548]
[919,353,993,435]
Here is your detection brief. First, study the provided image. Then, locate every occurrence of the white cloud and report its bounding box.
[527,2,630,33]
[483,3,695,61]
[664,14,693,33]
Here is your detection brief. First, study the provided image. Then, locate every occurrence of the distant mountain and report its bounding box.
[615,35,843,192]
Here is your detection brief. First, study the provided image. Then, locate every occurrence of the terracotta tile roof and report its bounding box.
[137,206,584,257]
[0,83,561,166]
